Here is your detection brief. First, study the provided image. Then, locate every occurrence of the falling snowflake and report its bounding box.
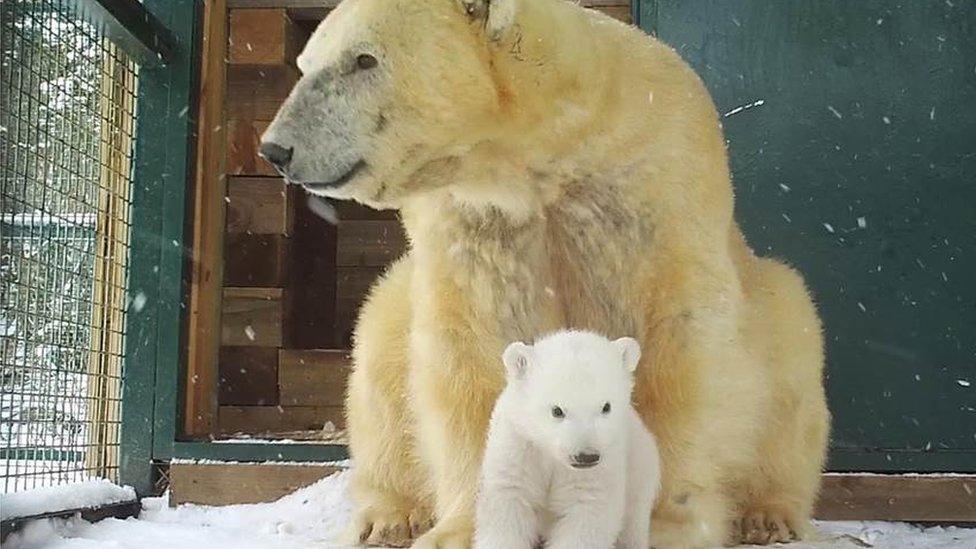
[132,292,147,312]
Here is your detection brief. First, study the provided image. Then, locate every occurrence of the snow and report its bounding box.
[4,471,975,549]
[1,479,135,521]
[723,99,765,118]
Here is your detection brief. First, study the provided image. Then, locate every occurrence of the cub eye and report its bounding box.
[551,406,565,419]
[356,53,378,70]
[602,402,611,414]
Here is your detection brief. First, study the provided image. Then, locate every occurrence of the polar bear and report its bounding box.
[259,0,830,547]
[475,331,660,549]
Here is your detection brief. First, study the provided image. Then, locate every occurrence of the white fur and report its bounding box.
[475,330,660,549]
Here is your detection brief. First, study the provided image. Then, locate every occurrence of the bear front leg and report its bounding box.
[409,345,503,549]
[343,258,434,547]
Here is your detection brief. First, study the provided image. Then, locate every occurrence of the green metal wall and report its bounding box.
[637,1,975,472]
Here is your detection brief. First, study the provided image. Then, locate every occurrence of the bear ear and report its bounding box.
[458,0,517,42]
[612,337,641,373]
[502,341,533,380]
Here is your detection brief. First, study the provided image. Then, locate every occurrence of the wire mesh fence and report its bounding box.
[1,0,140,494]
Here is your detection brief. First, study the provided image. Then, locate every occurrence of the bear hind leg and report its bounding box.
[734,259,829,545]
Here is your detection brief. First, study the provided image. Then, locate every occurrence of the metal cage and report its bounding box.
[1,0,139,494]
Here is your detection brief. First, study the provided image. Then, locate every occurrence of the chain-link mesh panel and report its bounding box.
[1,0,139,494]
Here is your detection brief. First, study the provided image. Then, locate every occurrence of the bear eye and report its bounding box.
[602,402,611,414]
[356,53,378,70]
[551,406,565,419]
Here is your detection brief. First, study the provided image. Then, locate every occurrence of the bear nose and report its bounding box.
[571,452,601,468]
[259,141,293,171]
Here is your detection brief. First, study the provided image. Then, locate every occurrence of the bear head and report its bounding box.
[501,330,641,470]
[259,0,529,209]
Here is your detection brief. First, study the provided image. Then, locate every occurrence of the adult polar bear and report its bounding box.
[259,0,830,546]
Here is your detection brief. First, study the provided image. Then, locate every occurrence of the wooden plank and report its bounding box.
[227,118,276,176]
[333,199,398,221]
[226,1,629,22]
[228,0,339,9]
[815,473,976,522]
[228,9,304,66]
[184,0,229,438]
[336,220,407,267]
[169,462,344,506]
[226,176,292,235]
[221,287,285,346]
[218,346,280,406]
[591,5,631,23]
[217,405,345,434]
[278,350,350,406]
[289,187,340,348]
[226,65,299,121]
[581,0,631,6]
[87,42,135,473]
[224,233,290,287]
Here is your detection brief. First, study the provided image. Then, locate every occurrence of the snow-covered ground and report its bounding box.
[4,470,974,549]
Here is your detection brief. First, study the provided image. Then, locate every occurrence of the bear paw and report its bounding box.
[733,509,801,545]
[410,524,471,549]
[344,504,433,547]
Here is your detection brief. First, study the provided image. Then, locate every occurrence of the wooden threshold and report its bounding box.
[169,461,347,506]
[815,473,976,522]
[169,464,976,522]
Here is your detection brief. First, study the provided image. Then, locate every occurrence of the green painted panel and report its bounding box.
[119,0,199,495]
[640,1,975,471]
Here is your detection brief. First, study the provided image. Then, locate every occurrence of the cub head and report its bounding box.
[259,0,522,209]
[502,331,641,470]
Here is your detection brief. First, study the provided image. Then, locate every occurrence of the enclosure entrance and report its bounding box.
[1,0,139,494]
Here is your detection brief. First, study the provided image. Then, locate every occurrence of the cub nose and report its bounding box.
[259,141,293,171]
[571,452,601,468]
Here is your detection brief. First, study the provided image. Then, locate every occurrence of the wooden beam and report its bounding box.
[228,8,304,66]
[221,287,286,346]
[217,405,345,434]
[169,462,345,506]
[184,0,229,438]
[228,0,339,8]
[278,350,350,406]
[226,177,292,235]
[218,346,280,406]
[336,220,407,267]
[167,466,976,520]
[815,473,976,522]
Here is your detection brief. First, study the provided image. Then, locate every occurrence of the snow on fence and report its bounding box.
[1,0,139,495]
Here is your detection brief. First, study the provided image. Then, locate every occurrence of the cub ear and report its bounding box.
[612,337,642,373]
[502,341,533,380]
[459,0,517,42]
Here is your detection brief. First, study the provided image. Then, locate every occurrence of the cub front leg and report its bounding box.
[474,419,542,549]
[474,484,539,549]
[546,499,618,549]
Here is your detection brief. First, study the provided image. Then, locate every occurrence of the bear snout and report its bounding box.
[570,451,601,468]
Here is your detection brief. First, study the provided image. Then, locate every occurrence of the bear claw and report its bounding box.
[736,510,799,545]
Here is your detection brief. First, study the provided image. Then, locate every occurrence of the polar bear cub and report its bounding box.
[475,330,661,549]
